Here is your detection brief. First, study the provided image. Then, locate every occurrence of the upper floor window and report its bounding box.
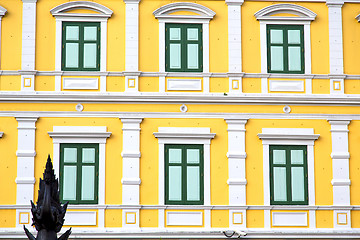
[166,24,203,72]
[255,4,316,75]
[60,143,99,204]
[165,144,204,205]
[153,2,215,73]
[270,145,308,205]
[62,22,100,71]
[267,25,304,74]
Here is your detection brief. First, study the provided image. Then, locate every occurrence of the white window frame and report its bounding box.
[154,127,215,206]
[153,2,215,74]
[48,126,111,208]
[50,1,113,73]
[254,4,316,75]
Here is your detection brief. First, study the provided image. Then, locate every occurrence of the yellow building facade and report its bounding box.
[0,0,359,238]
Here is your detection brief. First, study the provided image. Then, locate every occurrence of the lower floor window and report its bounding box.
[270,145,308,205]
[165,144,203,205]
[60,143,99,204]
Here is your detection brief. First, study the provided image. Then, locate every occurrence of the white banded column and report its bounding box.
[15,117,38,227]
[121,118,142,228]
[21,0,37,91]
[124,0,141,92]
[226,0,243,94]
[328,120,351,228]
[225,119,247,229]
[326,0,345,94]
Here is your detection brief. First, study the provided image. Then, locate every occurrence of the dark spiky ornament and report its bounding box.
[24,155,71,240]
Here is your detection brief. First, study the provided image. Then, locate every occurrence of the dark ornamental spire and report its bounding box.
[24,155,71,240]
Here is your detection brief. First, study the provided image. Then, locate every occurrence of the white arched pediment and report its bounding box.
[254,4,316,21]
[0,5,7,17]
[153,2,215,20]
[50,1,113,18]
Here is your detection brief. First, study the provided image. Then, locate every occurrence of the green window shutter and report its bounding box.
[60,143,99,204]
[267,25,304,74]
[165,24,203,72]
[270,145,308,205]
[165,144,204,205]
[62,22,100,71]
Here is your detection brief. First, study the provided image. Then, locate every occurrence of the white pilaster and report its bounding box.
[0,6,7,69]
[225,119,247,206]
[327,0,344,94]
[21,0,37,91]
[226,0,243,73]
[15,117,38,228]
[121,118,142,228]
[328,120,351,208]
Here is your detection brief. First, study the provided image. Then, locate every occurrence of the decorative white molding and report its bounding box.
[356,14,360,22]
[120,118,143,208]
[50,1,113,18]
[15,116,38,229]
[154,127,215,228]
[153,2,215,20]
[256,4,315,79]
[154,2,215,75]
[254,4,317,21]
[272,212,308,227]
[334,210,351,229]
[64,211,97,226]
[225,0,244,6]
[124,0,140,72]
[167,79,202,91]
[0,132,3,138]
[0,5,6,71]
[269,80,304,92]
[63,78,99,90]
[225,119,247,209]
[328,120,350,206]
[227,0,243,74]
[166,211,203,226]
[258,128,318,229]
[48,126,111,229]
[51,1,112,91]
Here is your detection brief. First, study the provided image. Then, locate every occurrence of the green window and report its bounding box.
[62,22,100,71]
[165,145,203,205]
[60,144,99,204]
[270,145,308,205]
[165,24,203,72]
[267,25,304,74]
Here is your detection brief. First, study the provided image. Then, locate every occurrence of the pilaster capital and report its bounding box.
[327,119,351,126]
[15,116,39,123]
[22,0,37,3]
[123,0,141,4]
[326,0,344,7]
[225,0,244,6]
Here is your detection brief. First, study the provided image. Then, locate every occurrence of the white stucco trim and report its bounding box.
[154,127,215,228]
[258,128,319,228]
[356,14,360,22]
[48,126,111,228]
[0,5,6,71]
[51,1,113,91]
[124,0,140,72]
[256,4,316,93]
[154,2,215,75]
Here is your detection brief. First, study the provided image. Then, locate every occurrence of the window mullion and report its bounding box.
[283,28,289,73]
[76,145,82,204]
[286,147,292,204]
[182,145,187,204]
[182,25,187,72]
[79,23,84,70]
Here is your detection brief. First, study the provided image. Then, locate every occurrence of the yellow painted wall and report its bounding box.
[246,119,332,206]
[351,210,360,228]
[140,209,158,227]
[0,210,16,228]
[34,117,123,204]
[345,79,360,94]
[105,209,122,228]
[312,79,330,94]
[211,210,229,228]
[35,76,55,91]
[0,1,22,70]
[0,76,21,91]
[210,78,229,93]
[140,118,228,205]
[139,77,159,92]
[107,77,125,92]
[247,210,264,228]
[342,3,360,75]
[316,210,333,228]
[0,118,17,204]
[242,78,261,93]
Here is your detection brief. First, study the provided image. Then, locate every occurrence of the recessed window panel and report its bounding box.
[169,149,182,163]
[81,166,95,200]
[187,44,199,69]
[84,26,97,41]
[187,166,200,201]
[66,26,79,41]
[270,46,284,71]
[270,29,283,44]
[170,44,181,69]
[65,43,79,68]
[170,28,181,40]
[169,166,182,201]
[63,166,77,201]
[273,167,287,202]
